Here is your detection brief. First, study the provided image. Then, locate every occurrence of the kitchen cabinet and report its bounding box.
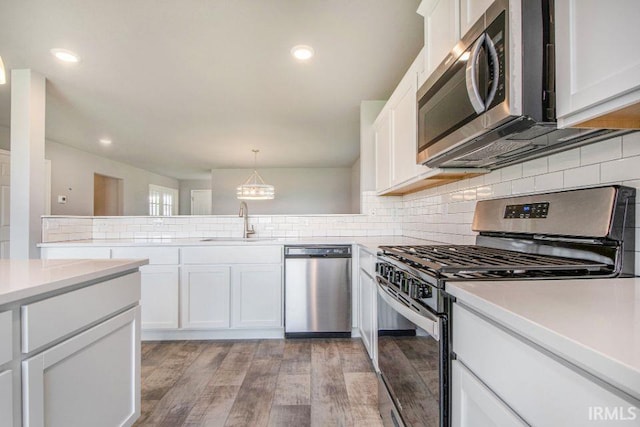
[231,264,282,328]
[459,0,493,36]
[139,265,179,329]
[374,109,391,192]
[180,265,231,329]
[555,0,640,128]
[22,307,140,427]
[357,247,376,364]
[418,0,460,83]
[451,360,526,427]
[452,302,637,426]
[0,370,13,427]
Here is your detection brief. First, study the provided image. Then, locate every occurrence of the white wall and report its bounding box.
[210,168,354,215]
[0,126,9,151]
[178,179,211,215]
[46,140,179,215]
[351,158,361,213]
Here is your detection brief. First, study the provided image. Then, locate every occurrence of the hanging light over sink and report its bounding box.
[236,149,275,200]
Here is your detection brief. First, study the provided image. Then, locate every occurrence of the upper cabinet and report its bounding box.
[459,0,494,36]
[373,108,392,193]
[555,0,640,128]
[418,0,460,84]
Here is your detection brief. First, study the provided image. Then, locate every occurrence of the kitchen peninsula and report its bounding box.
[0,258,147,427]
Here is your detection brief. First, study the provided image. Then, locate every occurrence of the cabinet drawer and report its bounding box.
[358,247,375,276]
[0,311,11,365]
[112,246,179,264]
[0,370,13,427]
[181,246,282,264]
[453,303,637,426]
[41,247,111,259]
[22,272,141,353]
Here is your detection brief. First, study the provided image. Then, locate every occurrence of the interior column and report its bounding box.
[10,69,46,259]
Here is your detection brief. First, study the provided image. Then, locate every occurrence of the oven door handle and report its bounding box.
[377,280,440,341]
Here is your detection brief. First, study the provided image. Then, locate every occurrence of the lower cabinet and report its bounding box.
[358,271,375,360]
[140,265,179,329]
[451,360,526,427]
[181,266,231,329]
[181,264,282,330]
[231,265,282,328]
[22,307,140,427]
[0,370,13,427]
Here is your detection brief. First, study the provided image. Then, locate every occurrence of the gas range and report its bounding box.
[376,185,636,314]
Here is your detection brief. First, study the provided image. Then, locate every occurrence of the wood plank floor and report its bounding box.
[134,339,383,427]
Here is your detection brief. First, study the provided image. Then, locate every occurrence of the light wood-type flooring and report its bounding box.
[134,339,383,427]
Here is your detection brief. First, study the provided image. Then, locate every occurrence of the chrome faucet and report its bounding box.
[238,201,255,239]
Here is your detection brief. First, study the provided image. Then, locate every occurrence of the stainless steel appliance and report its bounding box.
[284,245,352,338]
[375,185,635,426]
[416,0,628,170]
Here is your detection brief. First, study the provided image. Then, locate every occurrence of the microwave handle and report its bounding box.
[484,35,500,109]
[465,33,486,114]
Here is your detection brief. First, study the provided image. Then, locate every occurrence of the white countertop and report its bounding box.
[38,235,437,253]
[0,259,148,306]
[446,279,640,400]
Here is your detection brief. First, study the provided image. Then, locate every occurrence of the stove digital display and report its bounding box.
[504,202,549,219]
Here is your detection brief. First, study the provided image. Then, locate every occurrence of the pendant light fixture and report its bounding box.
[0,56,6,85]
[236,149,275,200]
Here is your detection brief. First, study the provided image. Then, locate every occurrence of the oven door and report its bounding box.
[377,278,448,427]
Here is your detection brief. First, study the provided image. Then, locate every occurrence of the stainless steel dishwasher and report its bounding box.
[284,245,352,338]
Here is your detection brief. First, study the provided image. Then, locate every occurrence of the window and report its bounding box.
[149,184,178,216]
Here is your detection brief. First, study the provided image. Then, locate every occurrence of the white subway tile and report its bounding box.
[622,131,640,158]
[563,165,600,188]
[511,177,535,194]
[500,164,523,181]
[522,157,548,177]
[601,157,640,182]
[534,171,564,192]
[580,138,622,166]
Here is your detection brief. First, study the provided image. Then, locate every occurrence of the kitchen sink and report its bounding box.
[200,237,278,242]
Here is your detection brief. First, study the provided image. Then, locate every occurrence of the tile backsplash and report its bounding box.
[42,132,640,271]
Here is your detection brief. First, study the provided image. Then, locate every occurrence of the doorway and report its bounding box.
[94,173,123,216]
[191,189,212,215]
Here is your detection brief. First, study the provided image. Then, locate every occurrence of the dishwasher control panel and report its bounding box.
[285,245,351,257]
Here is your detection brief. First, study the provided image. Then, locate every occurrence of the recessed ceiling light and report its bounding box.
[291,45,314,61]
[99,138,112,145]
[51,48,80,63]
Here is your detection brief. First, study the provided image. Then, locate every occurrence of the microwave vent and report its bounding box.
[458,140,532,162]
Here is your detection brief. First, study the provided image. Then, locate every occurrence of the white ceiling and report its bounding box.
[0,0,423,179]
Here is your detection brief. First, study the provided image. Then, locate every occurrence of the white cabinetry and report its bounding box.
[451,360,526,427]
[22,307,140,427]
[374,109,391,192]
[555,0,640,128]
[139,265,179,329]
[357,247,376,364]
[181,266,231,329]
[0,370,13,427]
[459,0,493,35]
[231,265,282,328]
[418,0,460,81]
[452,302,637,426]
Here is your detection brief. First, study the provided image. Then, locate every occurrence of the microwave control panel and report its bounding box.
[504,202,549,219]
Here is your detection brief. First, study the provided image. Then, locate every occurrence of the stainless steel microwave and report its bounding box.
[416,0,626,169]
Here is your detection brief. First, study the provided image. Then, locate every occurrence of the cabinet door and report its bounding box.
[180,265,230,329]
[390,70,428,186]
[231,265,282,328]
[140,265,179,329]
[422,0,459,76]
[460,0,493,36]
[0,370,13,427]
[556,0,640,127]
[22,307,140,427]
[374,109,391,192]
[452,360,527,427]
[358,271,375,360]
